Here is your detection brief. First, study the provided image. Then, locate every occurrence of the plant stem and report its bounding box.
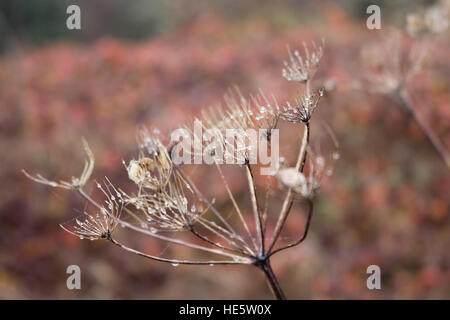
[268,199,314,257]
[77,189,251,263]
[216,163,258,252]
[109,238,245,265]
[246,163,264,254]
[259,260,286,300]
[397,90,450,169]
[267,122,310,254]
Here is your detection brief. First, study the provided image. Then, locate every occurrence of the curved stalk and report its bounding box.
[77,188,251,263]
[268,199,314,258]
[267,122,310,254]
[397,90,450,169]
[190,225,252,257]
[110,238,247,265]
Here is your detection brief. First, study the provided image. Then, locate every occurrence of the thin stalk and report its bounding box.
[397,90,450,169]
[267,122,310,254]
[268,199,314,257]
[215,163,258,252]
[175,166,239,234]
[77,188,251,263]
[195,215,254,254]
[109,238,245,265]
[245,163,264,254]
[190,225,252,257]
[262,174,271,235]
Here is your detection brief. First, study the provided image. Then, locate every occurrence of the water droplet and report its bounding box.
[315,156,325,168]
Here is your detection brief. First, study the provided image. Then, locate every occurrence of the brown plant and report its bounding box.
[23,41,335,299]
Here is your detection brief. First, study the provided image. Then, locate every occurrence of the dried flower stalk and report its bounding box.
[24,41,334,299]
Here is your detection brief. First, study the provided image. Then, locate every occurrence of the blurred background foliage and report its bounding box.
[0,0,449,299]
[0,0,435,50]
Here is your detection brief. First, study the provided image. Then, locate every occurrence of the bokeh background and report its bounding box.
[0,0,449,299]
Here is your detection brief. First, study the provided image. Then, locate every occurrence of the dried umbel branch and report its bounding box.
[22,137,94,190]
[282,40,324,83]
[407,1,449,37]
[281,89,324,124]
[181,88,282,166]
[360,6,450,169]
[60,182,122,241]
[24,40,334,299]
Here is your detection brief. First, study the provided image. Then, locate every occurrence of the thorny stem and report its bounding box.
[245,163,264,254]
[396,89,450,169]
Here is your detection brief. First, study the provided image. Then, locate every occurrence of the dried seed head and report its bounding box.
[185,88,280,164]
[425,4,449,33]
[276,166,314,198]
[127,157,155,184]
[121,171,200,232]
[276,168,306,188]
[250,90,281,133]
[281,89,324,124]
[127,127,173,190]
[60,181,123,240]
[407,13,425,37]
[407,2,449,37]
[282,40,324,83]
[360,33,404,94]
[361,30,430,95]
[276,152,331,199]
[23,138,94,190]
